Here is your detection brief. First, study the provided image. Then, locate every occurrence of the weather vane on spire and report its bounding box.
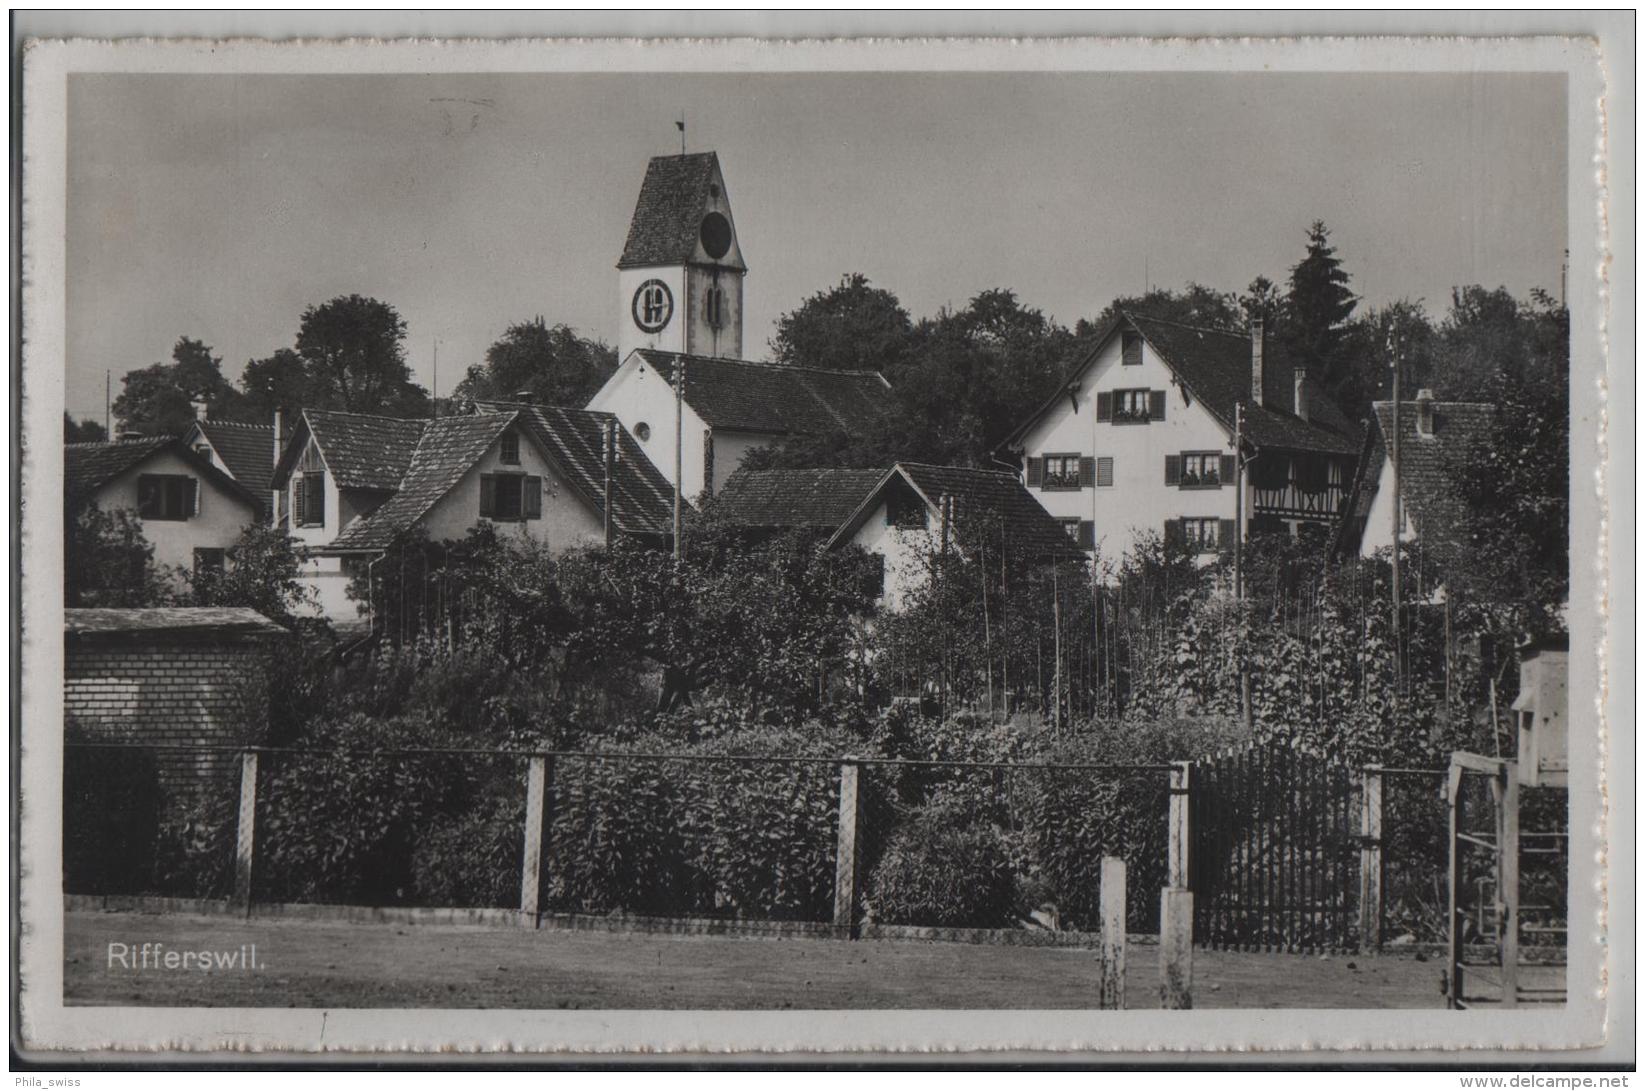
[676,114,685,156]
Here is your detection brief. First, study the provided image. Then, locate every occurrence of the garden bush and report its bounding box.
[863,789,1019,929]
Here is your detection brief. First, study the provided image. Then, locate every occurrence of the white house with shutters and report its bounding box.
[1001,311,1362,564]
[270,405,674,620]
[65,437,264,586]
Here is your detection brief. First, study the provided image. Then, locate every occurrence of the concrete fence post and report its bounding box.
[1160,887,1194,1008]
[833,759,861,935]
[232,749,259,914]
[1099,855,1127,1009]
[1358,765,1384,953]
[520,755,548,922]
[1168,761,1191,889]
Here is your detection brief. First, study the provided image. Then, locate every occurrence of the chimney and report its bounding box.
[1415,388,1436,437]
[512,390,536,405]
[1250,318,1265,408]
[191,398,209,422]
[1294,368,1309,422]
[117,430,143,442]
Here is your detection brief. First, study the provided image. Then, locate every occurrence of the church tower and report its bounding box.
[616,151,748,362]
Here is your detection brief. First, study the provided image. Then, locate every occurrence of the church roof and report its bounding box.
[635,350,891,438]
[712,468,887,530]
[619,152,725,269]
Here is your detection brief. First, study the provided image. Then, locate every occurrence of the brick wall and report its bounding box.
[65,636,278,797]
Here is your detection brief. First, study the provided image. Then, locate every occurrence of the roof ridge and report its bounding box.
[201,419,273,430]
[640,349,884,380]
[66,437,166,449]
[305,407,430,423]
[897,460,1015,477]
[1372,399,1497,409]
[1122,309,1248,339]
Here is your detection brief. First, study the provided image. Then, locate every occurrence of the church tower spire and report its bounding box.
[616,151,748,362]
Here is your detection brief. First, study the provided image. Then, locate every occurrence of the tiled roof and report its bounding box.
[282,409,426,491]
[829,462,1083,559]
[65,438,173,503]
[618,152,722,269]
[502,402,678,538]
[1004,310,1360,457]
[1348,400,1495,557]
[635,350,891,437]
[327,414,518,551]
[1124,313,1362,455]
[194,419,276,497]
[713,468,887,530]
[65,607,290,640]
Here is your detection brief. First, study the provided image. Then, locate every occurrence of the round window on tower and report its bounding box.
[635,422,651,442]
[699,212,732,260]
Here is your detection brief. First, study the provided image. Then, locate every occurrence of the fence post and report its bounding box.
[519,755,548,923]
[1168,761,1191,889]
[1099,856,1127,1009]
[1499,761,1520,1007]
[231,749,259,915]
[1358,765,1384,953]
[1160,887,1194,1008]
[833,759,861,936]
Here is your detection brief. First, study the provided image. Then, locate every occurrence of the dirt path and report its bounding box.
[66,910,1469,1009]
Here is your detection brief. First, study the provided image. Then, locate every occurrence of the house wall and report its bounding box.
[589,354,712,501]
[293,555,360,621]
[284,437,337,551]
[710,429,773,495]
[417,429,605,553]
[844,499,939,613]
[92,450,259,579]
[616,265,690,361]
[1018,334,1237,563]
[1357,456,1415,558]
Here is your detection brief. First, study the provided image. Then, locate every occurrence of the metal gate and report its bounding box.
[1188,740,1361,952]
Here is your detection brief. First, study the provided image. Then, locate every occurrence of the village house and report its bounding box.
[1333,390,1495,567]
[65,436,265,584]
[714,463,1081,611]
[270,403,673,620]
[585,151,890,500]
[1000,311,1362,564]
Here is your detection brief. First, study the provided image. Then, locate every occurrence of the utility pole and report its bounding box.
[104,371,111,436]
[603,417,616,547]
[1052,563,1063,735]
[431,339,439,419]
[673,357,685,562]
[1389,330,1403,694]
[1235,402,1253,732]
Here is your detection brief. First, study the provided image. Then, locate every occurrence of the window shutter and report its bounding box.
[523,475,543,519]
[1149,389,1167,421]
[1025,457,1043,489]
[1095,391,1113,422]
[186,477,200,518]
[1219,518,1236,548]
[1079,456,1096,487]
[292,477,305,527]
[1220,453,1237,485]
[308,473,325,528]
[1164,454,1182,487]
[479,474,496,518]
[1164,518,1182,549]
[1096,456,1114,487]
[1077,520,1095,550]
[137,475,159,519]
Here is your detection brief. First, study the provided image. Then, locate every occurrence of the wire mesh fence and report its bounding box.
[63,742,1173,935]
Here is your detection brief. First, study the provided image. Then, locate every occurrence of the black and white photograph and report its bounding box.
[14,21,1629,1065]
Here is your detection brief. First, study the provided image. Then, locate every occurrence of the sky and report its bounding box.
[64,70,1567,424]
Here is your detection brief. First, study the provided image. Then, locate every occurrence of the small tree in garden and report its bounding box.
[184,523,317,628]
[64,504,173,607]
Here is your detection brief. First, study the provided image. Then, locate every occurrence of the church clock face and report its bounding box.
[699,212,732,261]
[631,279,674,333]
